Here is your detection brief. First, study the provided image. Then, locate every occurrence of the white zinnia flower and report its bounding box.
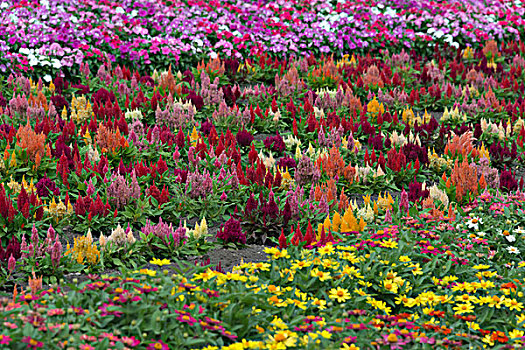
[507,246,520,254]
[466,217,483,230]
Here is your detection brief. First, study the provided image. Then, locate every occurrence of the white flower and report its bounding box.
[19,47,32,55]
[28,55,39,67]
[506,235,516,243]
[477,232,486,237]
[115,6,125,14]
[433,29,445,39]
[43,74,52,82]
[52,58,61,69]
[515,227,525,235]
[466,217,483,230]
[507,246,520,254]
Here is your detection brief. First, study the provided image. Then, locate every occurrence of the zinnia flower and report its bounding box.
[329,287,351,303]
[147,340,169,350]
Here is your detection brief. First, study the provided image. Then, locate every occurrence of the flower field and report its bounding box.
[3,0,525,349]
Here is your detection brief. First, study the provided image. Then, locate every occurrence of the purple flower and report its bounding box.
[36,176,59,198]
[276,156,296,170]
[91,88,115,105]
[50,94,68,112]
[187,91,204,111]
[200,120,213,136]
[236,129,254,147]
[263,132,285,154]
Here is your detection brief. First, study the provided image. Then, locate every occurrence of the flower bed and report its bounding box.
[2,0,525,348]
[1,0,525,75]
[3,193,525,349]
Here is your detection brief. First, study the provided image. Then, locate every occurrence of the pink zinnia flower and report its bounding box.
[176,313,198,326]
[121,336,140,347]
[147,340,169,350]
[0,335,12,345]
[22,336,43,348]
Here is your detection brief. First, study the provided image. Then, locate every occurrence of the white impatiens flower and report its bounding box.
[507,246,520,254]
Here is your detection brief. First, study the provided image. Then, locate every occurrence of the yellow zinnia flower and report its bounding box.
[310,268,331,281]
[329,287,351,303]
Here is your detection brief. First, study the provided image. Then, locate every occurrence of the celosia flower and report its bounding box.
[216,217,246,244]
[236,129,254,147]
[107,224,128,246]
[7,254,15,273]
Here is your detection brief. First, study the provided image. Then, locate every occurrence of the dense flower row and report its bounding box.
[1,39,525,277]
[1,0,525,75]
[3,191,525,348]
[2,27,525,347]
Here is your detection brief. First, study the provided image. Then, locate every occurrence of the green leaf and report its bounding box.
[478,306,495,325]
